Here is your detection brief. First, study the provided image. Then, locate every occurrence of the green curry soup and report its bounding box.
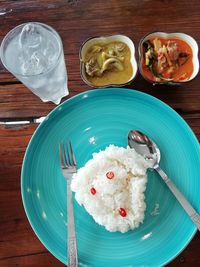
[83,41,133,86]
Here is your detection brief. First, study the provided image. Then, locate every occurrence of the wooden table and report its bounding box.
[0,1,199,266]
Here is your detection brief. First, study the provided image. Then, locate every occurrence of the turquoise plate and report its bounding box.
[21,89,200,267]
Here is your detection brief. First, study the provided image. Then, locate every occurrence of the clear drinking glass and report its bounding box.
[0,22,69,104]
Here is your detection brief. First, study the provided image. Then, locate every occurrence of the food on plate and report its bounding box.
[141,37,194,82]
[71,145,151,233]
[83,41,133,86]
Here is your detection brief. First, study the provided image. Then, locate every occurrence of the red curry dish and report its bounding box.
[141,37,194,82]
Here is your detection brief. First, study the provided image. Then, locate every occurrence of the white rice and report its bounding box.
[71,144,151,233]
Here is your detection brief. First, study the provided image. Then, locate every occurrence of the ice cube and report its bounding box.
[43,40,58,65]
[19,23,42,49]
[21,51,48,75]
[18,23,60,76]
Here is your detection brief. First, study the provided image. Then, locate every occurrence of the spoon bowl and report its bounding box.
[128,129,200,231]
[128,130,160,166]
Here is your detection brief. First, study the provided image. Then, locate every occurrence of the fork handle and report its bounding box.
[67,180,78,267]
[155,165,200,231]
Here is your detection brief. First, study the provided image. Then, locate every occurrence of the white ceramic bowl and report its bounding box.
[138,32,199,85]
[80,34,138,88]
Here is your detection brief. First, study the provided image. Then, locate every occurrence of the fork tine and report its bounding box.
[59,141,76,168]
[59,143,65,168]
[69,141,76,166]
[65,142,71,166]
[63,143,69,167]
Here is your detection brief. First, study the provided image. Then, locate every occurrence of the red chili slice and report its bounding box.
[106,171,114,179]
[119,208,127,217]
[90,187,96,195]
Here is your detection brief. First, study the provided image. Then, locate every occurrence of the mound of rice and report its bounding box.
[71,144,151,233]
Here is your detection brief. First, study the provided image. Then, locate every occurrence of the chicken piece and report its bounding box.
[85,57,102,77]
[101,51,124,62]
[167,41,179,61]
[158,45,172,66]
[157,52,167,73]
[107,43,125,57]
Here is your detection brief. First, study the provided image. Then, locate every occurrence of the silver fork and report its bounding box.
[59,141,78,267]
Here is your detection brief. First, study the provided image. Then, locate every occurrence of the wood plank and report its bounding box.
[0,82,199,119]
[0,124,38,169]
[183,113,200,139]
[0,252,64,267]
[169,232,200,266]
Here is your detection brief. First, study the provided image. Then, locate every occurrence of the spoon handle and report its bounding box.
[155,165,200,231]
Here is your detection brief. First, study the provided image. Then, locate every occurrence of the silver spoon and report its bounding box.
[128,130,200,231]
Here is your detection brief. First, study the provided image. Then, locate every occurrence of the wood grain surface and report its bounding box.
[0,1,200,266]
